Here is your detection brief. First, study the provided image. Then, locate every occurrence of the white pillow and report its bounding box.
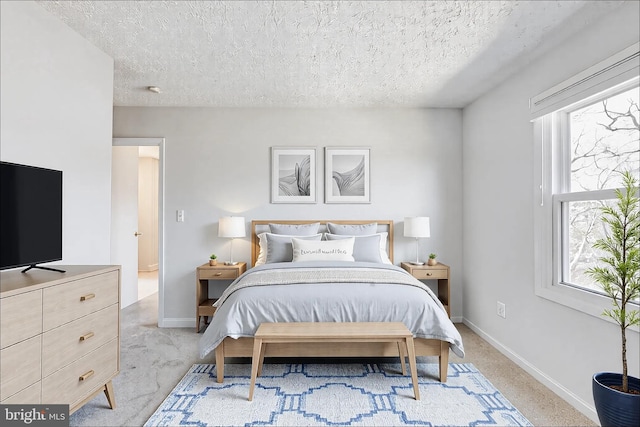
[255,233,322,266]
[327,222,378,235]
[325,232,392,264]
[269,222,320,235]
[291,237,355,262]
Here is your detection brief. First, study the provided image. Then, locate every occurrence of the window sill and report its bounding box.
[535,283,640,333]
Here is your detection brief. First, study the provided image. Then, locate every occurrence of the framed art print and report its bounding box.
[325,147,370,203]
[271,147,317,203]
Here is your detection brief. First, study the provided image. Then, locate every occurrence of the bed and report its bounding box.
[199,219,464,383]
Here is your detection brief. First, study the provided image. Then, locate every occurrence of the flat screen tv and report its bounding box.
[0,161,65,273]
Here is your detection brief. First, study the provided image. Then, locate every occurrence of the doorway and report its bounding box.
[137,146,159,300]
[112,137,165,326]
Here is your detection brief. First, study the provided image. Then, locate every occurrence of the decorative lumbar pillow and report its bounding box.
[326,222,378,235]
[261,233,322,264]
[292,237,355,262]
[269,222,320,235]
[325,232,392,264]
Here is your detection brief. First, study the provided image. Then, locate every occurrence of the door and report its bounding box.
[111,146,140,309]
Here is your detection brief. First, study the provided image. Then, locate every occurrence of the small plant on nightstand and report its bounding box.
[427,253,437,266]
[209,253,217,266]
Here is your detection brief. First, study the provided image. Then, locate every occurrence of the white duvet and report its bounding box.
[199,261,464,359]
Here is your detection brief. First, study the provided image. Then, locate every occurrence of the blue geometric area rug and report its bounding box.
[144,363,532,427]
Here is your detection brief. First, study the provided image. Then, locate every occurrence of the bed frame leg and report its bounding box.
[215,342,225,383]
[439,341,449,382]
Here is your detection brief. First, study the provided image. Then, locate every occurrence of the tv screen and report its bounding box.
[0,162,63,271]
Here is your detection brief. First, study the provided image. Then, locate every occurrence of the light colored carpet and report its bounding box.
[144,362,532,427]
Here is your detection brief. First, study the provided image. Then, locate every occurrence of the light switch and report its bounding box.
[177,210,185,222]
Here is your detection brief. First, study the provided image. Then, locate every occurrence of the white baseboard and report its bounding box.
[158,317,194,328]
[462,318,599,424]
[139,264,159,272]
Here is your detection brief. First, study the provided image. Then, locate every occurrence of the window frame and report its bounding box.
[533,78,640,326]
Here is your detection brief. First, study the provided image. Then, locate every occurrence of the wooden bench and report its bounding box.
[248,322,420,401]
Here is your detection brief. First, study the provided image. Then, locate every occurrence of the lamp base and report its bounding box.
[409,261,425,265]
[224,261,239,266]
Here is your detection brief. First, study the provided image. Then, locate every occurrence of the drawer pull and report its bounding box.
[79,332,95,341]
[80,293,96,301]
[425,273,433,276]
[214,272,222,276]
[79,370,95,381]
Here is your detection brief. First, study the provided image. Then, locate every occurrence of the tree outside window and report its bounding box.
[561,86,639,299]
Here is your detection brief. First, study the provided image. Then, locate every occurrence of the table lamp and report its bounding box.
[404,217,430,265]
[218,216,246,265]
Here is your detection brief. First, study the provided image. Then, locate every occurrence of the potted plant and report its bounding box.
[587,170,640,427]
[427,253,437,266]
[209,253,218,266]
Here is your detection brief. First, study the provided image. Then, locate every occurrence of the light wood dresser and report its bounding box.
[0,265,120,413]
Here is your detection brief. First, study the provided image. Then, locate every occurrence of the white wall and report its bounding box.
[462,1,640,422]
[113,107,463,325]
[0,1,114,266]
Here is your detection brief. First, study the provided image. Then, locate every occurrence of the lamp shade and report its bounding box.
[218,216,246,238]
[404,217,430,238]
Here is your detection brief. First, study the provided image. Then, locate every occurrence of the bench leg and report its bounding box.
[397,342,407,375]
[249,338,263,401]
[257,343,267,377]
[405,336,420,400]
[215,342,225,383]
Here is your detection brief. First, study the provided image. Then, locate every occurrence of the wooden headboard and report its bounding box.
[250,220,394,267]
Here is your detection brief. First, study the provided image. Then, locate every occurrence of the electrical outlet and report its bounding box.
[497,301,506,319]
[177,210,185,222]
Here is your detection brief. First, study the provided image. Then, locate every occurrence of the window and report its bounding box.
[558,85,639,298]
[532,43,639,320]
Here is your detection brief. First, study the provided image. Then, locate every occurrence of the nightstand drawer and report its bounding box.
[199,269,239,280]
[411,269,448,280]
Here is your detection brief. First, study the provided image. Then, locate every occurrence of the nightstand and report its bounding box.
[401,262,450,318]
[196,262,246,332]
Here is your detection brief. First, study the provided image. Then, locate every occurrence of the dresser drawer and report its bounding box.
[43,271,119,331]
[0,335,41,399]
[0,290,42,349]
[411,268,448,280]
[42,338,118,406]
[42,304,119,376]
[198,269,239,280]
[1,381,41,404]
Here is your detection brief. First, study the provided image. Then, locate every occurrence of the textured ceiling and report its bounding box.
[37,1,624,108]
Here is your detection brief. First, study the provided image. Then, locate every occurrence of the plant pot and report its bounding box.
[209,260,217,266]
[427,259,437,266]
[592,372,640,427]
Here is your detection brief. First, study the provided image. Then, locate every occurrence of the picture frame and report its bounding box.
[271,147,317,203]
[325,147,370,203]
